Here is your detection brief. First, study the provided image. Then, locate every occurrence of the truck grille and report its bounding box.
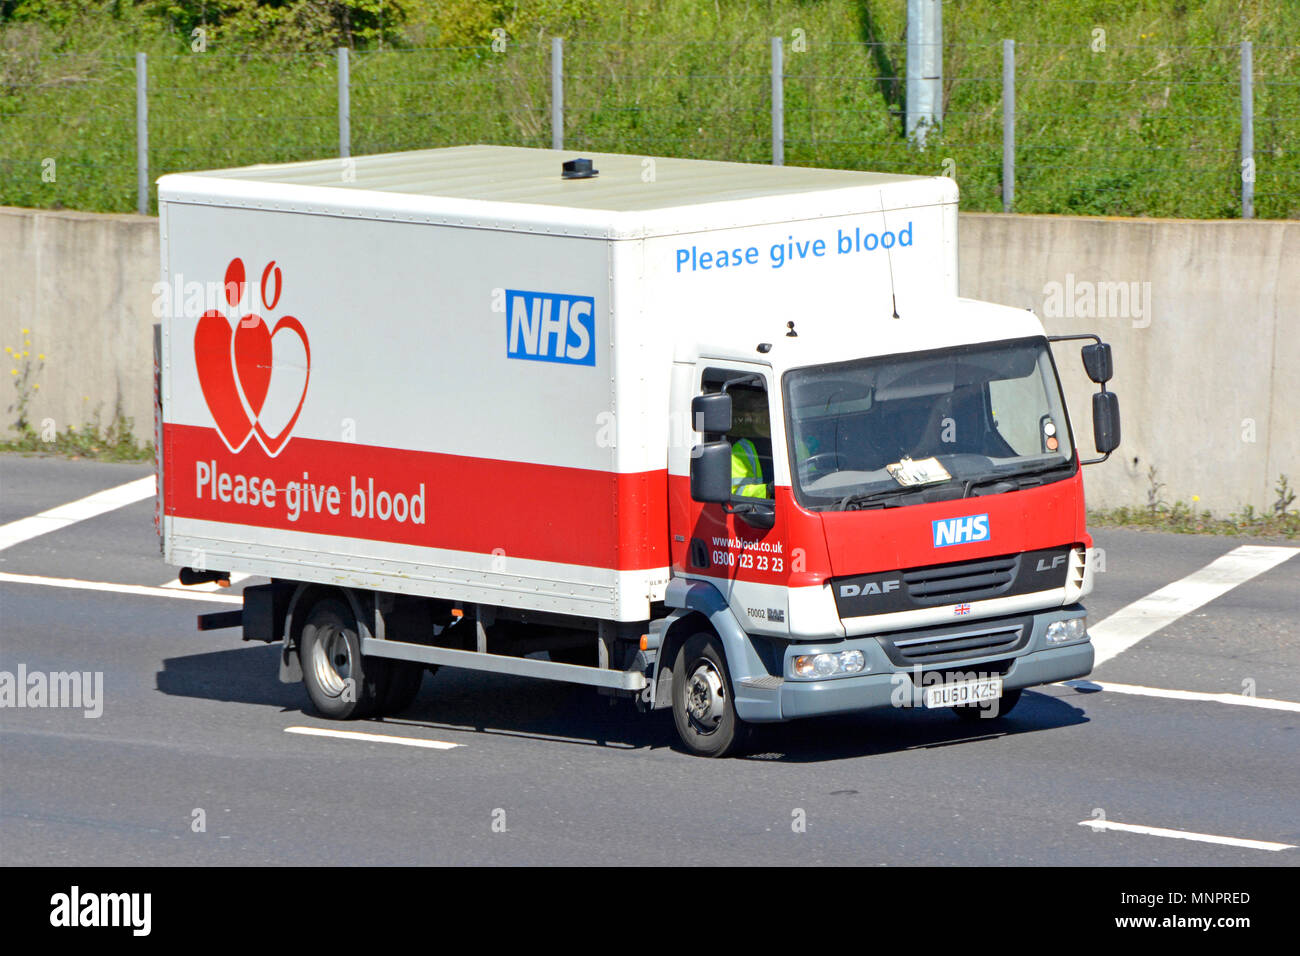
[903,555,1019,606]
[877,618,1031,666]
[831,546,1073,619]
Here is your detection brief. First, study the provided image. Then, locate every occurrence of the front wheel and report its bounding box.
[671,633,748,758]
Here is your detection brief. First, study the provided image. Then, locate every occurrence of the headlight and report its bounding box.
[1046,616,1088,643]
[792,649,867,678]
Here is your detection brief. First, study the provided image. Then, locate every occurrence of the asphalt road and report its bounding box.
[1,454,1297,866]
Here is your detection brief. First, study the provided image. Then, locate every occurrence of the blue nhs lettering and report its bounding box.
[506,290,596,366]
[932,514,990,548]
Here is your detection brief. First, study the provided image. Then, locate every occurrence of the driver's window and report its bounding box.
[703,371,773,503]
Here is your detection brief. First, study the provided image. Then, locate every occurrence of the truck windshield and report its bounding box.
[783,337,1075,511]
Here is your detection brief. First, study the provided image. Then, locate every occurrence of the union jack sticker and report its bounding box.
[954,603,972,616]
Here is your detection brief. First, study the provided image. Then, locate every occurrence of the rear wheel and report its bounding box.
[299,597,387,719]
[380,663,425,715]
[671,633,748,758]
[954,688,1022,720]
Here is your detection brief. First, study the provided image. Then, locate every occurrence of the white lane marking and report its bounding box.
[284,726,461,750]
[1090,545,1297,667]
[1078,819,1295,852]
[160,572,251,591]
[0,571,242,604]
[1064,679,1300,713]
[0,476,155,551]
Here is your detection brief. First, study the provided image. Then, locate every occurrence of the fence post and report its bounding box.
[136,52,148,216]
[552,37,564,151]
[906,0,943,145]
[1240,39,1254,219]
[771,36,784,166]
[338,47,350,159]
[1001,39,1015,213]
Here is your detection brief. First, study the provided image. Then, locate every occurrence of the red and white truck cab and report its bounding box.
[156,146,1119,756]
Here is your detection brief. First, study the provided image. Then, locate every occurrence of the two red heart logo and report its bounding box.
[194,257,311,456]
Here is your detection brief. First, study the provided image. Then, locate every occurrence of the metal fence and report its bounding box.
[2,37,1296,219]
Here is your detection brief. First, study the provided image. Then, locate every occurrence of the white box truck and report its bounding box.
[156,145,1120,756]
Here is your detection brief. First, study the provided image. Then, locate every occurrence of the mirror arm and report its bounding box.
[725,500,777,529]
[1047,333,1101,346]
[720,373,765,393]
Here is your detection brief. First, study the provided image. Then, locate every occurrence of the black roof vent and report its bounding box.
[562,157,598,180]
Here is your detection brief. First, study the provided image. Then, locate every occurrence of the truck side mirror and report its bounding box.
[1081,343,1113,384]
[1093,391,1121,454]
[691,393,732,434]
[690,441,732,503]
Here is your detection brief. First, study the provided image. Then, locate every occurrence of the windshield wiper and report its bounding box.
[826,460,1071,510]
[836,488,910,510]
[964,460,1074,496]
[836,481,962,511]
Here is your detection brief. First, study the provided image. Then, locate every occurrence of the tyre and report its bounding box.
[671,633,748,758]
[299,597,388,719]
[380,662,425,715]
[954,688,1022,720]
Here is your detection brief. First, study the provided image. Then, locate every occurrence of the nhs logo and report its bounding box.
[933,514,990,548]
[506,289,596,366]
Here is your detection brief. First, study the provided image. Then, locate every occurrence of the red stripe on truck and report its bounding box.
[668,468,1087,584]
[163,423,669,571]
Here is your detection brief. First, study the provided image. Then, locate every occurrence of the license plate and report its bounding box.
[924,677,1003,708]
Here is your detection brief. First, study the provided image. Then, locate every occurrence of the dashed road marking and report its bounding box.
[1078,819,1295,851]
[0,571,242,604]
[1089,545,1297,667]
[284,726,461,750]
[1064,679,1300,713]
[0,476,155,551]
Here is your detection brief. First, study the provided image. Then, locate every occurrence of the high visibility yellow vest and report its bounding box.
[730,438,769,498]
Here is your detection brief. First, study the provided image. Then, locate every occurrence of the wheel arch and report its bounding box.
[278,582,372,683]
[651,609,712,710]
[659,578,782,721]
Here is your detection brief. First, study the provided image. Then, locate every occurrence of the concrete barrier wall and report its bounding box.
[1,204,1296,513]
[959,213,1299,515]
[0,206,159,445]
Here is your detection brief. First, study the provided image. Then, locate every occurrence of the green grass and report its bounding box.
[1088,475,1300,538]
[1,0,1297,217]
[1088,504,1300,539]
[0,418,155,461]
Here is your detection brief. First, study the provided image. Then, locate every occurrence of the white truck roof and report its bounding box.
[158,145,957,240]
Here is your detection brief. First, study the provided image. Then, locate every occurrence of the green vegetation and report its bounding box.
[1089,475,1300,539]
[1,0,1296,217]
[0,412,155,461]
[2,327,153,460]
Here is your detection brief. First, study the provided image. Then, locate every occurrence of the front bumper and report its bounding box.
[736,606,1093,722]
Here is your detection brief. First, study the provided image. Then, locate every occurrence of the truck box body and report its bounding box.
[157,145,1111,754]
[157,146,959,622]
